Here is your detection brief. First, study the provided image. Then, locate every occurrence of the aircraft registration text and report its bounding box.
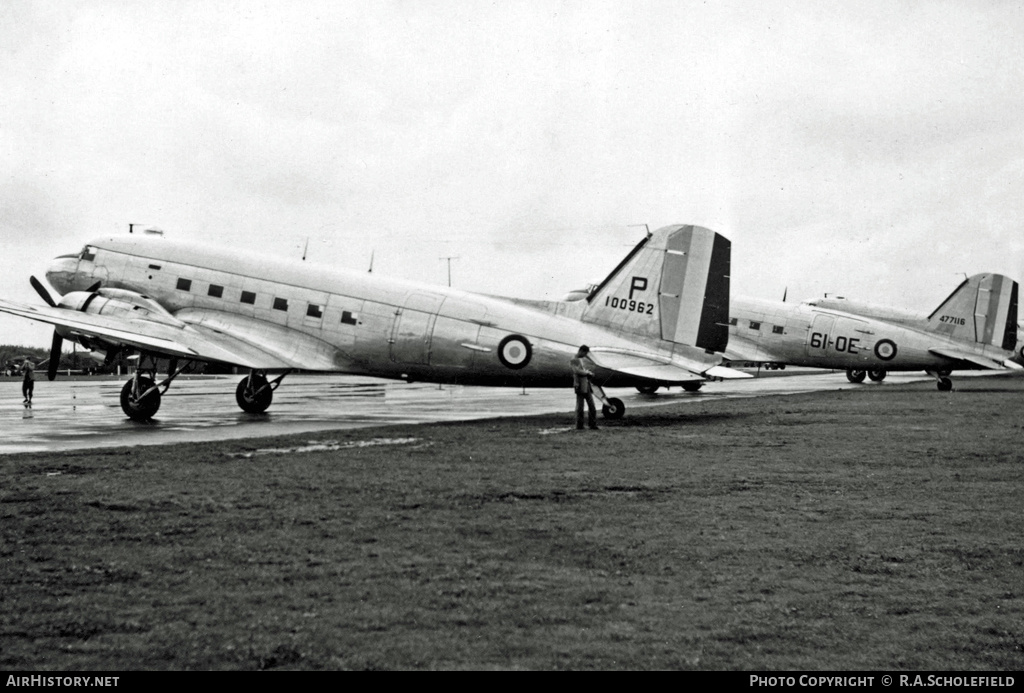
[809,332,861,353]
[604,296,655,315]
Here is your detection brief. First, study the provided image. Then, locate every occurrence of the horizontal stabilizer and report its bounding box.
[587,350,702,382]
[586,348,750,383]
[928,347,1006,370]
[704,365,754,380]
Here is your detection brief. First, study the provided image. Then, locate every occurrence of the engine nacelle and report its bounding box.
[58,288,184,327]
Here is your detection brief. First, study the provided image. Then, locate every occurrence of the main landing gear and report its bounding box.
[236,370,288,414]
[120,356,195,422]
[635,381,704,395]
[119,358,290,421]
[846,368,888,384]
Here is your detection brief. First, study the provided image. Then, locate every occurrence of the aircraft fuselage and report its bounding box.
[727,295,1016,371]
[44,234,712,389]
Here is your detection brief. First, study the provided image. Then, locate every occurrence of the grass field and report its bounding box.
[2,375,1023,670]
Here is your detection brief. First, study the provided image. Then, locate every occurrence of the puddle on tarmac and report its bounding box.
[226,437,423,458]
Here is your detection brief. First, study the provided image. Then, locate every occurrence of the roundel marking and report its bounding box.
[497,334,532,370]
[874,339,898,361]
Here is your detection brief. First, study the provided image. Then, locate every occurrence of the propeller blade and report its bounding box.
[48,331,63,382]
[30,276,58,307]
[86,281,102,292]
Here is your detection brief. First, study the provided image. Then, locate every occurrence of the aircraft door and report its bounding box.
[390,294,444,364]
[806,313,836,357]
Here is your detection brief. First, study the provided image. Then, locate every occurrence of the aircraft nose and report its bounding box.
[45,255,81,295]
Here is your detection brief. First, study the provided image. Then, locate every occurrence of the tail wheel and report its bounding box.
[120,377,161,421]
[867,368,887,382]
[846,369,867,384]
[236,374,273,413]
[937,377,953,392]
[601,397,625,420]
[682,381,703,392]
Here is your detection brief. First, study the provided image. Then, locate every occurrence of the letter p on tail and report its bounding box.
[583,224,731,352]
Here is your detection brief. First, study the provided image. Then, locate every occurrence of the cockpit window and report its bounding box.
[79,246,96,262]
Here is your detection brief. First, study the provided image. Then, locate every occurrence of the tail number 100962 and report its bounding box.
[606,296,654,314]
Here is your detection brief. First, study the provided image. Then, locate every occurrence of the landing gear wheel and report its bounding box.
[120,377,161,421]
[846,369,867,384]
[236,374,273,413]
[601,397,625,420]
[682,381,704,392]
[937,377,953,392]
[636,385,659,395]
[867,368,887,382]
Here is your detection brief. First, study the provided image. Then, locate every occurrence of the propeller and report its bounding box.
[47,331,63,381]
[30,275,58,307]
[29,276,65,381]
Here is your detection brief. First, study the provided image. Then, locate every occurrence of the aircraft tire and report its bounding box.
[601,397,625,420]
[682,381,703,392]
[937,377,953,392]
[236,374,273,413]
[867,368,887,382]
[846,369,867,384]
[636,385,659,395]
[120,377,161,421]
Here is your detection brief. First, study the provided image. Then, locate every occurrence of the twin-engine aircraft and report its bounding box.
[0,224,747,421]
[724,273,1021,390]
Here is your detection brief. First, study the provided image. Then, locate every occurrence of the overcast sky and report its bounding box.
[3,1,1023,349]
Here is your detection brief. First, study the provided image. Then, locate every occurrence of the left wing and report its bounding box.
[0,298,344,370]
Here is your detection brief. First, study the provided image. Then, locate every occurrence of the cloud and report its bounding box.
[2,1,1023,348]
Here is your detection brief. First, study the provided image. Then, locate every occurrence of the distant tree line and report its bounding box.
[0,343,121,376]
[1,344,236,377]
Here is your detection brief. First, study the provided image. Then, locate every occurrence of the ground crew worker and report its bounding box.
[21,360,35,405]
[570,345,598,430]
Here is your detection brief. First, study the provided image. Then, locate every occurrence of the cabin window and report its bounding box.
[148,264,162,270]
[208,284,224,298]
[273,297,289,311]
[176,278,192,291]
[240,291,256,305]
[748,321,760,330]
[341,311,359,325]
[729,317,738,326]
[772,325,784,334]
[306,304,323,319]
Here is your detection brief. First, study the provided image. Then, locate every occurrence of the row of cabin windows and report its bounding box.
[175,277,329,321]
[728,317,784,334]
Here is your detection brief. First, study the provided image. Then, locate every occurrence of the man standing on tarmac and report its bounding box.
[570,345,599,430]
[21,359,35,406]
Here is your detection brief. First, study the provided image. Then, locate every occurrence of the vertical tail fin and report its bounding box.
[582,224,731,352]
[926,273,1019,349]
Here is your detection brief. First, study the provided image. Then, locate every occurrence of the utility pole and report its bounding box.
[439,256,460,287]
